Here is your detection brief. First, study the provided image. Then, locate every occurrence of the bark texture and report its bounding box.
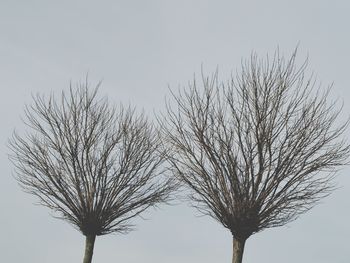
[232,238,245,263]
[83,235,96,263]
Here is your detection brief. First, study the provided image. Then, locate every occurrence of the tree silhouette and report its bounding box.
[10,84,174,263]
[162,51,349,263]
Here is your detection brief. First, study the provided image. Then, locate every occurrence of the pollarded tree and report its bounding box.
[10,84,174,263]
[162,51,350,263]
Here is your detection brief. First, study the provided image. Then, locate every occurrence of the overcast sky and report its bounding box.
[1,1,350,262]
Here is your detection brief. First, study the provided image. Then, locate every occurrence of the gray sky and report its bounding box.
[1,1,349,262]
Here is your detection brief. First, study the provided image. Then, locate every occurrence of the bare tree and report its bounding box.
[162,51,350,263]
[9,84,174,263]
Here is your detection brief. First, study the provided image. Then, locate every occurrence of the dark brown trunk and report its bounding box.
[232,237,246,263]
[83,235,96,263]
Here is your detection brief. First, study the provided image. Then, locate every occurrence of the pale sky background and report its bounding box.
[1,1,350,262]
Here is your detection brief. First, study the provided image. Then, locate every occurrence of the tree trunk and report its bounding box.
[83,235,96,263]
[232,237,246,263]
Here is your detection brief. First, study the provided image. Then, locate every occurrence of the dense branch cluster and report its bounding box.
[162,52,349,241]
[10,85,173,236]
